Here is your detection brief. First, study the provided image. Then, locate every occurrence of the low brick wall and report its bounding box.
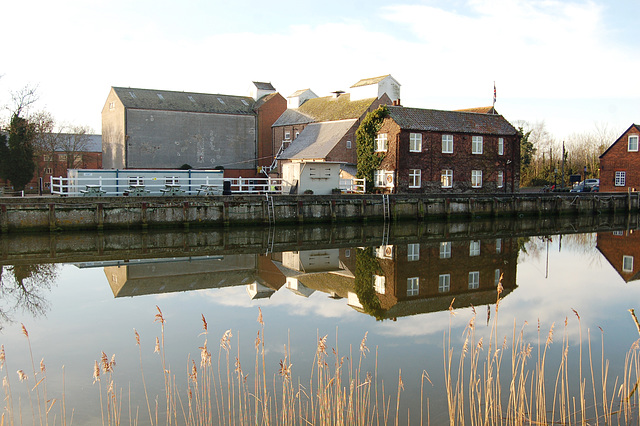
[0,192,638,232]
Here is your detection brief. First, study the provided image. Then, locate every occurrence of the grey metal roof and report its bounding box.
[112,87,256,115]
[387,106,518,135]
[54,134,102,152]
[253,81,275,91]
[280,119,356,160]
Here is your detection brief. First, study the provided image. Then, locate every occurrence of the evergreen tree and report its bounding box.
[0,114,36,191]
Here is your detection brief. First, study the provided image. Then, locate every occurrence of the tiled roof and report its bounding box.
[387,106,518,135]
[350,75,390,88]
[280,119,356,160]
[274,94,377,127]
[112,87,255,115]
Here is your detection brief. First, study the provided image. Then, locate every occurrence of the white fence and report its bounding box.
[50,176,366,196]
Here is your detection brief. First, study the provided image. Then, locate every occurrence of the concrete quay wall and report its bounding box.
[0,192,638,233]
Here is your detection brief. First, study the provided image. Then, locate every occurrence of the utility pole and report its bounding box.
[561,142,565,189]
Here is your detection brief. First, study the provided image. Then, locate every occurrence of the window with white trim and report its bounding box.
[439,274,451,293]
[441,169,453,188]
[295,131,300,139]
[623,256,634,272]
[375,133,388,152]
[471,170,483,188]
[442,135,453,153]
[410,133,422,152]
[440,241,452,259]
[496,238,502,254]
[498,138,504,155]
[409,169,421,188]
[407,277,419,296]
[497,171,504,188]
[407,243,420,261]
[615,171,626,187]
[468,271,480,289]
[469,240,480,256]
[44,167,53,174]
[629,135,639,152]
[472,136,483,154]
[284,131,291,140]
[494,269,501,286]
[374,170,385,187]
[373,275,386,294]
[346,140,352,149]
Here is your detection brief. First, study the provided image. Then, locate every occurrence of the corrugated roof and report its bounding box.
[387,106,518,135]
[280,119,356,160]
[112,87,255,115]
[350,75,390,88]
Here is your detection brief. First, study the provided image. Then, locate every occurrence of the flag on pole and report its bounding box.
[493,82,496,106]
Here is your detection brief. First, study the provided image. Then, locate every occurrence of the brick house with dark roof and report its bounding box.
[102,83,286,178]
[374,106,520,193]
[597,230,640,283]
[599,124,640,192]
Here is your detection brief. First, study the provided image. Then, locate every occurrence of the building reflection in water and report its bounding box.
[97,236,519,320]
[597,229,640,283]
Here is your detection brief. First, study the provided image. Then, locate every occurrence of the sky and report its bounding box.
[1,0,638,141]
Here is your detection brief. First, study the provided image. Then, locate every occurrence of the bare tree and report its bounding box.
[58,124,92,169]
[9,84,39,117]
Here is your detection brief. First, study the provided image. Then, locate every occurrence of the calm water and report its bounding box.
[1,216,639,424]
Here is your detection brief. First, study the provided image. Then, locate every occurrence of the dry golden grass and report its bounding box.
[3,292,640,425]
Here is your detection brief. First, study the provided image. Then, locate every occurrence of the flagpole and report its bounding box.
[493,81,496,113]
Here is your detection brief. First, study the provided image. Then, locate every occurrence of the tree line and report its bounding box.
[517,120,619,189]
[0,85,93,192]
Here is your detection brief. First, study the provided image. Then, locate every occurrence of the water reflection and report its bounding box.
[0,213,637,328]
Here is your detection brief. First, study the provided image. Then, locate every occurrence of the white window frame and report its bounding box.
[410,133,422,152]
[284,131,291,141]
[346,140,352,149]
[373,275,386,294]
[628,135,639,152]
[497,171,504,188]
[375,133,388,152]
[409,169,421,188]
[407,243,420,261]
[469,240,480,256]
[374,170,385,187]
[623,256,634,272]
[615,171,626,187]
[468,271,480,289]
[471,170,483,188]
[496,238,502,254]
[494,269,501,286]
[498,138,504,155]
[440,241,452,259]
[441,169,453,188]
[44,167,53,175]
[439,274,451,293]
[442,135,453,153]
[472,136,483,154]
[407,277,419,296]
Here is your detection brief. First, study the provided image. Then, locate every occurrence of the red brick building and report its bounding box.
[374,107,520,193]
[599,124,640,192]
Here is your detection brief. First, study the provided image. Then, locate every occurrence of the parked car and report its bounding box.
[583,179,600,188]
[570,184,590,193]
[591,185,599,192]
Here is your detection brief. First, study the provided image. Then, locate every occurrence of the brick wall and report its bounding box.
[600,126,640,192]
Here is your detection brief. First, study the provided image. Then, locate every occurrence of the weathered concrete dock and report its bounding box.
[0,192,638,232]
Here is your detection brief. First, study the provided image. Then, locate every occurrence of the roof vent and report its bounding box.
[217,97,225,104]
[331,90,345,98]
[157,93,164,100]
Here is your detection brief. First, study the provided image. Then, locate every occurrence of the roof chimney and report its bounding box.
[331,90,345,98]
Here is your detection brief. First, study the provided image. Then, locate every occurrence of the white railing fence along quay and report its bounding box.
[50,176,286,196]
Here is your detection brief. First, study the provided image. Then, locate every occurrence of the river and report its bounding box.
[1,215,639,424]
